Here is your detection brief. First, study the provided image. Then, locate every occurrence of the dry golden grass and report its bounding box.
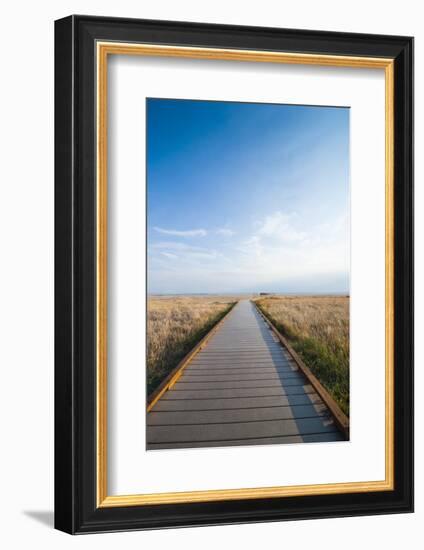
[255,295,350,415]
[147,296,236,395]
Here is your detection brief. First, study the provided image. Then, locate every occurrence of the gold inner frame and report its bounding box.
[96,42,395,508]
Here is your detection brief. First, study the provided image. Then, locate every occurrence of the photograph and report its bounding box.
[146,98,350,450]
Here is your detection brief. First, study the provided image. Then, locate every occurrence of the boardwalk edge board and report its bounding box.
[252,301,350,439]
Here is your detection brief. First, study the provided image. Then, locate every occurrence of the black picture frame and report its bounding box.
[55,15,414,534]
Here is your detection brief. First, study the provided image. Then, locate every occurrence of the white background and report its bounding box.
[0,0,421,548]
[108,57,386,495]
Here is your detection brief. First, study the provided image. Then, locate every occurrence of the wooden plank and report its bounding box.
[182,372,297,379]
[190,357,292,363]
[147,416,338,444]
[180,372,303,382]
[199,343,283,349]
[184,365,299,374]
[206,340,279,343]
[173,376,306,390]
[184,366,299,375]
[208,338,276,342]
[199,350,284,356]
[190,354,290,360]
[153,393,323,411]
[147,431,344,449]
[147,403,329,425]
[188,360,293,368]
[161,384,315,400]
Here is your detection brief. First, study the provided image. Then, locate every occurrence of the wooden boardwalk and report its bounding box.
[147,300,344,449]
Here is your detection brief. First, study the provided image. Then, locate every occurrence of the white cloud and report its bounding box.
[160,252,178,260]
[151,241,208,252]
[187,251,218,261]
[257,211,307,243]
[216,228,235,237]
[238,235,263,259]
[151,241,219,265]
[153,226,207,237]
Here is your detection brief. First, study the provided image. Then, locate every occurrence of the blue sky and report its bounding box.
[147,98,349,294]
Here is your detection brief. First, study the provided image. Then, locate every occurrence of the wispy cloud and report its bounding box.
[232,210,349,288]
[257,211,307,243]
[153,226,207,237]
[160,252,178,260]
[216,228,235,237]
[150,241,207,252]
[151,240,220,266]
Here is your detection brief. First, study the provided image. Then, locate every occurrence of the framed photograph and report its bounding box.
[54,15,413,534]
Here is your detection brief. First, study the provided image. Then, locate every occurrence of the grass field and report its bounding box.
[147,296,236,396]
[255,295,350,415]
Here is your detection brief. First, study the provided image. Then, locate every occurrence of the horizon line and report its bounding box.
[147,291,350,296]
